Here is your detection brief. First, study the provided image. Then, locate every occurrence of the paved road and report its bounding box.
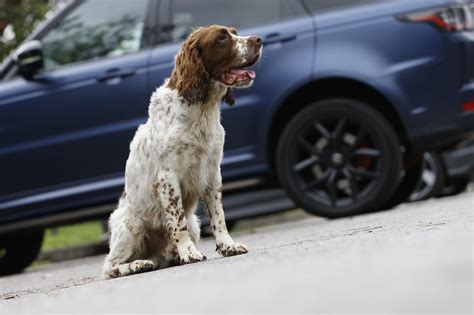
[1,193,473,313]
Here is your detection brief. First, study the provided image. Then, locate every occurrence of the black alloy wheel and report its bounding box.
[379,153,423,210]
[409,152,445,202]
[438,177,471,197]
[277,99,402,218]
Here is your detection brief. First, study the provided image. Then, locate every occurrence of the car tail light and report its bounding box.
[463,101,474,112]
[399,4,474,32]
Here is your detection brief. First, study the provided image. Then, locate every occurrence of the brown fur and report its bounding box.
[168,25,249,105]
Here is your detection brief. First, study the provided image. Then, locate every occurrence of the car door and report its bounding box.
[148,0,314,179]
[0,0,153,217]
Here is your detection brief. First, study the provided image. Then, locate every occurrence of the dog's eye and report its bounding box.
[217,34,228,44]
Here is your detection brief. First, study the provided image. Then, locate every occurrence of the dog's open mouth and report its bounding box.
[221,55,260,86]
[222,68,256,85]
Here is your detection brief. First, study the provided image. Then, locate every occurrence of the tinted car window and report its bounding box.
[169,0,307,42]
[40,0,148,71]
[303,0,385,12]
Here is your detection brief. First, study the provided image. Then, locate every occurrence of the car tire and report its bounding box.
[379,154,424,209]
[276,99,402,218]
[438,177,470,197]
[409,152,445,202]
[0,230,44,276]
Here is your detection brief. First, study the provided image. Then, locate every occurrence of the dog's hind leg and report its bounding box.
[106,259,158,278]
[102,204,154,279]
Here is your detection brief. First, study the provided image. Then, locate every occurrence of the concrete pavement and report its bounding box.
[1,193,473,313]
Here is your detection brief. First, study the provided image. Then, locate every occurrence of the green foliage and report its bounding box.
[0,0,52,62]
[42,220,103,251]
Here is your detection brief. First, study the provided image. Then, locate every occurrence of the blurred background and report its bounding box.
[1,0,473,276]
[0,0,67,61]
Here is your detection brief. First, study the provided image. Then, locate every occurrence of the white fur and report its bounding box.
[102,81,247,279]
[234,35,250,64]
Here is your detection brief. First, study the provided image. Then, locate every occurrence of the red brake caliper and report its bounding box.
[355,143,374,170]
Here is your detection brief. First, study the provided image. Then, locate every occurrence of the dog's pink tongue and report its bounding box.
[230,69,256,80]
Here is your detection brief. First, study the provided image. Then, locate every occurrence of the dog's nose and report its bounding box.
[249,36,262,46]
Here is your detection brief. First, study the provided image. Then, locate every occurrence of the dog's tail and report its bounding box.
[187,214,201,243]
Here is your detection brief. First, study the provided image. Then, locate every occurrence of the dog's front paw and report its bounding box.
[216,242,248,257]
[179,246,207,265]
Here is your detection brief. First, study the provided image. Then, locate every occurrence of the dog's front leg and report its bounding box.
[203,170,248,257]
[156,172,206,264]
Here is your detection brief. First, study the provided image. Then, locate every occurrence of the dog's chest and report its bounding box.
[173,109,223,187]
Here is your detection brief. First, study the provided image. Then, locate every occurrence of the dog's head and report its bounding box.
[168,25,263,106]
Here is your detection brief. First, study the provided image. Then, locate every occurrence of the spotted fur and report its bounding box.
[103,25,262,279]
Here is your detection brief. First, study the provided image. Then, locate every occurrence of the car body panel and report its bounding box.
[311,1,474,150]
[0,49,153,223]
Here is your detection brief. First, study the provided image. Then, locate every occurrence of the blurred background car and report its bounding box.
[409,138,474,202]
[1,0,473,275]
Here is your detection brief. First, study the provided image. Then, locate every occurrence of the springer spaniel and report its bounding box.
[103,25,262,278]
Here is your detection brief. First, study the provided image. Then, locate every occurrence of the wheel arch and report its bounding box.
[266,77,410,170]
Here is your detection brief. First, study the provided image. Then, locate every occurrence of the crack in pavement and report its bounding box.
[1,276,99,301]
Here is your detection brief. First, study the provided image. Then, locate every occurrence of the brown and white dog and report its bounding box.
[103,25,262,278]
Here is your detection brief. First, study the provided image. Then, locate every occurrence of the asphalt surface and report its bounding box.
[1,193,473,313]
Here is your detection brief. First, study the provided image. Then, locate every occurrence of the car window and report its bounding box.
[168,0,307,42]
[302,0,387,12]
[40,0,149,71]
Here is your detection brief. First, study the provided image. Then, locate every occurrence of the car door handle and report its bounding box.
[263,33,297,45]
[97,68,136,82]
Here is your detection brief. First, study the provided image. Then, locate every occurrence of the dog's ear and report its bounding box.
[222,88,235,106]
[169,29,210,104]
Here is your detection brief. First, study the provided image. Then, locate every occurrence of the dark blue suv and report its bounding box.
[1,0,473,274]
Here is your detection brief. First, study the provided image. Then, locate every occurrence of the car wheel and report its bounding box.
[379,154,423,210]
[276,99,402,218]
[409,152,445,202]
[438,177,470,197]
[0,230,44,276]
